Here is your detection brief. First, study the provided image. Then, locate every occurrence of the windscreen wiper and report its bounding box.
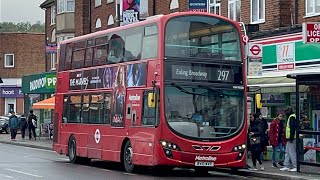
[170,82,203,96]
[197,85,228,96]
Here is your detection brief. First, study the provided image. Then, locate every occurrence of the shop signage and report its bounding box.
[188,0,208,12]
[303,22,320,43]
[22,72,57,94]
[277,42,295,70]
[0,87,23,98]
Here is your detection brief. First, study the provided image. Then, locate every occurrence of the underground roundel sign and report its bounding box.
[94,129,101,144]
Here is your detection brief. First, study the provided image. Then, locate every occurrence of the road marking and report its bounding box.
[57,158,69,161]
[124,173,135,176]
[0,173,13,178]
[101,169,112,172]
[22,146,53,152]
[5,168,43,178]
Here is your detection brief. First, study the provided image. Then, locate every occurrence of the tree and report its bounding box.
[0,21,45,33]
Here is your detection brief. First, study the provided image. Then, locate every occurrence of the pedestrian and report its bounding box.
[20,114,28,140]
[260,113,269,161]
[280,106,297,172]
[248,112,265,171]
[9,111,19,140]
[269,113,285,167]
[28,110,37,140]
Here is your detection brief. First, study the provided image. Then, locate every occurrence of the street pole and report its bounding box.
[117,0,121,27]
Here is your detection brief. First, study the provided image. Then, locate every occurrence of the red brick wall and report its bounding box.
[16,98,24,114]
[0,33,45,78]
[0,98,4,115]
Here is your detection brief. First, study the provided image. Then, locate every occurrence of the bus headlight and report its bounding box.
[160,140,181,151]
[232,144,246,160]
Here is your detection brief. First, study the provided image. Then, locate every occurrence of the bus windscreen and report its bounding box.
[165,15,241,61]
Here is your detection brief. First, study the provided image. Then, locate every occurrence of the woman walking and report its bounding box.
[269,113,286,167]
[248,112,265,170]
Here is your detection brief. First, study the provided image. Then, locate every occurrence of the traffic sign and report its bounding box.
[248,43,262,58]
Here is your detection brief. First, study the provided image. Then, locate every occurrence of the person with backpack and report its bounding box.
[20,114,28,140]
[9,111,19,140]
[28,110,37,140]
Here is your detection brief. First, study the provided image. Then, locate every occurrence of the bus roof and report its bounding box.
[61,12,240,45]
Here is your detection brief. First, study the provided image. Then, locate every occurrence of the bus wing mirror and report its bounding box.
[148,93,156,108]
[256,93,262,109]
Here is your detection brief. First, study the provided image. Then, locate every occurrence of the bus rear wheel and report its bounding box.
[68,136,81,164]
[123,141,135,173]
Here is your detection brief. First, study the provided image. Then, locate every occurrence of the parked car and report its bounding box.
[0,114,21,134]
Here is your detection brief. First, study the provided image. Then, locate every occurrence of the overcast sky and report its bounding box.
[0,0,45,23]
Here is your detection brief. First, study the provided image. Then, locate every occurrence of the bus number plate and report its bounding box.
[195,161,214,167]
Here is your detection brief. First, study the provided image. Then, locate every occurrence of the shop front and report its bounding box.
[247,32,320,125]
[22,72,57,126]
[0,86,23,115]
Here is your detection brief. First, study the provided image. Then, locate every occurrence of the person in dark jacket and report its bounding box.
[20,115,28,140]
[269,113,286,167]
[280,106,297,172]
[9,111,19,140]
[27,110,37,140]
[248,113,265,170]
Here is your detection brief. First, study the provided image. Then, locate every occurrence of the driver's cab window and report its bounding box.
[141,91,159,126]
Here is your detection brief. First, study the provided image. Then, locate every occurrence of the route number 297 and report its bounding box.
[218,70,229,81]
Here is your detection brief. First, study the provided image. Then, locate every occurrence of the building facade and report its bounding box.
[0,32,45,115]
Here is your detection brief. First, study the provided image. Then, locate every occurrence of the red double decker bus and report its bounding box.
[54,12,247,173]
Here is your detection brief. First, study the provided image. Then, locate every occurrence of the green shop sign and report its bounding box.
[262,41,320,65]
[22,72,57,94]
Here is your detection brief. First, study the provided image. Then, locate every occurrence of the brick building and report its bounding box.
[0,32,45,115]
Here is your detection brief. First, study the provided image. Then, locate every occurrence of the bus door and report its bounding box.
[126,89,157,165]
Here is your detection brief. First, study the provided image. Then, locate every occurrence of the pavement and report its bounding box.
[0,133,319,180]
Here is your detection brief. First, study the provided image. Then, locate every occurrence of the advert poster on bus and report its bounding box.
[112,66,126,127]
[126,63,146,87]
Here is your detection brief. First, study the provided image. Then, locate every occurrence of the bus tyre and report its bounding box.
[123,141,135,173]
[68,136,81,164]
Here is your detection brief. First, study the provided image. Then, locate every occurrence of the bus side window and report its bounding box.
[108,32,125,64]
[62,96,69,123]
[104,94,111,124]
[85,39,94,67]
[65,43,73,70]
[141,25,158,60]
[72,49,85,69]
[59,44,66,71]
[93,45,108,66]
[89,93,104,124]
[124,27,143,61]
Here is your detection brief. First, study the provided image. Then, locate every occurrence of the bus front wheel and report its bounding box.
[123,141,135,173]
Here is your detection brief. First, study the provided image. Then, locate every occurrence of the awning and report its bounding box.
[248,76,296,93]
[32,97,55,109]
